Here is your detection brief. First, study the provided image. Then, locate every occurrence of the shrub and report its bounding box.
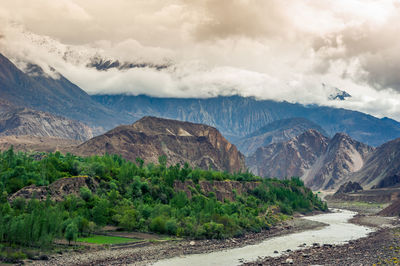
[165,219,178,235]
[149,216,166,234]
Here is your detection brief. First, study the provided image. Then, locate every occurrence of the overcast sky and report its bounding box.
[1,0,400,120]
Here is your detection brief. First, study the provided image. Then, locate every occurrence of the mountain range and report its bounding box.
[1,51,400,190]
[236,117,328,156]
[92,94,400,147]
[246,128,400,190]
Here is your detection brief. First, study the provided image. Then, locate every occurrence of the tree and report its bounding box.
[65,223,78,245]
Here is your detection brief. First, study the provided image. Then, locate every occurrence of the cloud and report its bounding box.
[1,0,400,121]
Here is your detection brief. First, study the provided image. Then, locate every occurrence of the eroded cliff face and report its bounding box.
[174,180,260,202]
[246,130,373,191]
[74,116,246,173]
[303,133,373,190]
[9,176,98,202]
[246,130,329,179]
[349,137,400,189]
[0,108,93,141]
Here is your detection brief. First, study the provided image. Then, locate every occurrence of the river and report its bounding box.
[153,209,374,266]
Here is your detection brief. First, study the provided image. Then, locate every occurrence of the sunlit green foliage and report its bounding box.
[0,148,327,248]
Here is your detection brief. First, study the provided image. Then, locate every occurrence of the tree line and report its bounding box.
[0,148,327,249]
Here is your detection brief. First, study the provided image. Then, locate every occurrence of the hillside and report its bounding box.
[92,94,400,146]
[247,130,373,190]
[349,137,400,189]
[0,135,80,153]
[236,117,328,156]
[0,149,326,252]
[73,116,246,173]
[0,108,93,141]
[246,130,329,180]
[0,53,128,132]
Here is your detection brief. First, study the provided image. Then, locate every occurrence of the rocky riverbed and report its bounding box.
[243,205,400,266]
[27,217,325,266]
[243,227,400,266]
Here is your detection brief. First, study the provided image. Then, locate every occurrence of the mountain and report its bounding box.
[0,107,93,141]
[87,57,168,71]
[349,137,400,189]
[246,130,329,179]
[0,135,80,153]
[73,116,245,173]
[0,53,128,132]
[2,51,400,147]
[246,130,373,190]
[236,117,328,156]
[92,94,400,147]
[302,133,372,190]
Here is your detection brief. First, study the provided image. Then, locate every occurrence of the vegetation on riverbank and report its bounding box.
[0,148,327,256]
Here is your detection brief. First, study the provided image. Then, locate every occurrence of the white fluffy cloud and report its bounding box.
[1,0,400,120]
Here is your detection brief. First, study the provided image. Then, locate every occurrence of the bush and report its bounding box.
[202,222,224,239]
[149,216,166,234]
[165,219,178,235]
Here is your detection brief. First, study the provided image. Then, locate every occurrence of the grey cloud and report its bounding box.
[2,0,400,121]
[313,10,400,92]
[190,0,291,41]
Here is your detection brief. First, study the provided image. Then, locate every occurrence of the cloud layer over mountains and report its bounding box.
[1,0,400,120]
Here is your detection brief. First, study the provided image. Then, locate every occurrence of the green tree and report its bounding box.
[65,223,78,245]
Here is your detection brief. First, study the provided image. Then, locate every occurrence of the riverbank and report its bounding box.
[243,227,400,265]
[27,216,326,265]
[244,202,399,265]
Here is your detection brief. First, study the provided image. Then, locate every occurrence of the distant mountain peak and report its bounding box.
[322,83,352,101]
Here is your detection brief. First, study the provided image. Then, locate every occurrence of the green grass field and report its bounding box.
[76,235,140,245]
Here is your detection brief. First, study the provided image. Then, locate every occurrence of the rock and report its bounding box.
[246,130,373,191]
[74,116,246,173]
[274,250,279,254]
[0,108,93,141]
[334,181,363,195]
[9,176,99,202]
[285,258,294,264]
[189,241,195,246]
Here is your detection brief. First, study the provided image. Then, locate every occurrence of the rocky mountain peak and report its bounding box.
[247,128,374,191]
[74,116,245,173]
[246,129,329,178]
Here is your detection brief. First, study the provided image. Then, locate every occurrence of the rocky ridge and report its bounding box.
[0,107,93,141]
[247,129,373,190]
[9,176,98,202]
[73,116,246,173]
[174,180,260,201]
[236,117,328,156]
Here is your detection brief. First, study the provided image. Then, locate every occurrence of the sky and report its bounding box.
[1,0,400,120]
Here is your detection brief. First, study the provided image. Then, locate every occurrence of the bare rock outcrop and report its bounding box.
[74,116,246,173]
[334,181,363,195]
[174,180,260,201]
[246,129,329,179]
[246,130,373,190]
[9,176,98,202]
[0,108,93,141]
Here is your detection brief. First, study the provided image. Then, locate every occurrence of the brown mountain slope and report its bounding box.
[236,118,328,156]
[246,130,373,190]
[349,137,400,189]
[73,116,246,173]
[246,130,329,178]
[0,108,93,141]
[0,135,81,153]
[303,133,373,190]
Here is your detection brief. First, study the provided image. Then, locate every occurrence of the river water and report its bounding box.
[153,209,374,266]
